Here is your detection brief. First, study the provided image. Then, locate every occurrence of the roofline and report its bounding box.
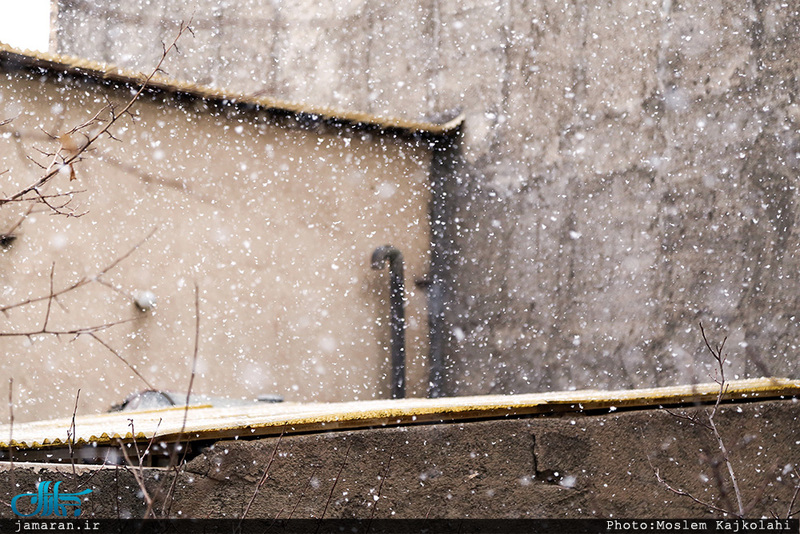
[0,42,464,137]
[1,377,798,451]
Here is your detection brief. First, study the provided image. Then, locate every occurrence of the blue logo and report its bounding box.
[11,481,92,517]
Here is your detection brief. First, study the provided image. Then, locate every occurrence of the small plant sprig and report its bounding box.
[651,322,797,518]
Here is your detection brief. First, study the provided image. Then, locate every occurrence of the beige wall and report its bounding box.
[0,69,433,422]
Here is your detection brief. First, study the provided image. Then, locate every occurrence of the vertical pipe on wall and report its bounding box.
[427,125,461,398]
[372,245,406,399]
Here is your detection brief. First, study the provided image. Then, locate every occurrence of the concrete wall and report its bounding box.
[0,66,433,421]
[1,399,798,518]
[53,0,800,393]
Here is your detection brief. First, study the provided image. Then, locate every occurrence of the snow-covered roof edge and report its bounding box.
[0,42,464,136]
[2,377,799,450]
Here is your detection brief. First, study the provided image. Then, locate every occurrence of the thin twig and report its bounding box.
[655,322,751,517]
[7,378,14,494]
[702,450,737,516]
[77,454,112,491]
[140,427,163,467]
[706,415,744,516]
[652,463,730,515]
[0,226,158,314]
[159,282,201,517]
[663,408,711,431]
[117,436,154,515]
[1,202,35,239]
[67,389,81,480]
[87,333,155,391]
[33,187,84,217]
[241,427,286,522]
[2,191,85,204]
[0,317,137,338]
[318,440,353,526]
[0,19,194,207]
[183,282,200,431]
[367,452,392,530]
[788,468,800,519]
[42,262,56,331]
[118,418,163,518]
[699,322,744,517]
[287,466,318,520]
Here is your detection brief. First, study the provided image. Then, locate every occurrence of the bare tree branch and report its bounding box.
[1,202,35,242]
[663,408,711,431]
[67,389,81,480]
[41,262,56,332]
[7,378,14,495]
[241,427,286,522]
[788,468,800,519]
[655,322,761,518]
[699,322,744,517]
[651,460,730,515]
[367,451,392,528]
[0,317,136,339]
[0,19,194,209]
[286,467,318,520]
[0,226,157,315]
[160,281,202,517]
[319,440,353,523]
[117,418,162,517]
[86,333,155,391]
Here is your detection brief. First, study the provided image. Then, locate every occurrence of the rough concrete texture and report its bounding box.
[1,400,799,518]
[53,1,800,393]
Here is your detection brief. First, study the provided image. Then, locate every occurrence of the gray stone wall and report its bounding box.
[53,0,800,393]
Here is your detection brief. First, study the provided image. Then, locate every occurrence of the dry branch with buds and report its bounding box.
[0,20,194,213]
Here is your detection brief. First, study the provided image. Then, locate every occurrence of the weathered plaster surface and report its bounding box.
[0,67,432,421]
[53,0,800,392]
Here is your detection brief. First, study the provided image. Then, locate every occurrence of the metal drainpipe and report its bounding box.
[372,245,406,399]
[427,126,461,398]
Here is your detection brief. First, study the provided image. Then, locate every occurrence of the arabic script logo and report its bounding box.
[11,481,92,518]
